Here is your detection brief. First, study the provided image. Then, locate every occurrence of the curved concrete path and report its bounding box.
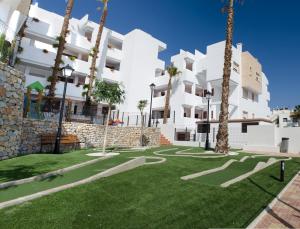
[153,148,228,159]
[0,157,146,210]
[181,159,237,180]
[221,157,292,188]
[0,155,115,190]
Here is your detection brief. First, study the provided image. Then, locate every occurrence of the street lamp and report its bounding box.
[148,83,156,127]
[205,91,211,150]
[54,64,74,154]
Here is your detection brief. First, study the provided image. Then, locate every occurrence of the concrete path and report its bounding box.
[181,159,237,180]
[0,157,145,210]
[248,172,300,229]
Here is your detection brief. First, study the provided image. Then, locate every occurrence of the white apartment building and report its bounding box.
[153,42,271,142]
[2,2,271,144]
[10,3,166,121]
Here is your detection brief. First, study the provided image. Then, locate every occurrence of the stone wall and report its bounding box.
[20,119,160,154]
[0,63,25,160]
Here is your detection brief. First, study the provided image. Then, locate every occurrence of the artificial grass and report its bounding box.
[0,156,130,202]
[194,156,274,185]
[0,149,97,183]
[0,146,299,229]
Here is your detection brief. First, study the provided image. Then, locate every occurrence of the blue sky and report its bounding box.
[35,0,300,109]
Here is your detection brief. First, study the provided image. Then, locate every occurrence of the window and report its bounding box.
[233,61,240,73]
[211,111,214,119]
[184,83,192,94]
[243,88,248,99]
[197,124,210,133]
[283,118,288,122]
[195,109,203,119]
[186,61,193,71]
[195,87,203,97]
[203,111,207,119]
[58,76,74,84]
[183,107,191,118]
[29,67,51,78]
[84,31,93,42]
[153,110,169,119]
[241,122,259,133]
[76,75,86,86]
[73,105,78,115]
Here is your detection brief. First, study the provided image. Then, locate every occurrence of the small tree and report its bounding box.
[93,80,125,153]
[137,100,148,146]
[163,65,181,124]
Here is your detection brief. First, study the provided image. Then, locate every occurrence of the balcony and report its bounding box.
[154,74,168,86]
[18,44,56,67]
[66,32,92,52]
[102,67,122,83]
[19,44,91,75]
[107,47,122,61]
[56,81,84,99]
[64,57,90,75]
[152,96,166,109]
[26,17,55,38]
[156,59,165,70]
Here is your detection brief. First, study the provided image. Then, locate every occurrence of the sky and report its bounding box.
[34,0,300,109]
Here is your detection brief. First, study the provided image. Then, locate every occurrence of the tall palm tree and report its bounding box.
[48,0,74,99]
[93,80,125,154]
[215,0,235,154]
[84,0,109,113]
[137,100,148,146]
[163,65,181,124]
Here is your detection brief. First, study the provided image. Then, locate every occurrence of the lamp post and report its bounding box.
[148,83,156,127]
[54,64,74,154]
[205,91,211,150]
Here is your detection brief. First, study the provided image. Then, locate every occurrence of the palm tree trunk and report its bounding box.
[102,104,111,154]
[215,0,234,154]
[48,0,74,98]
[86,2,108,105]
[140,112,144,146]
[163,77,172,124]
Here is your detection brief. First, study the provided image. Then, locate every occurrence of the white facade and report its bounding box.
[14,3,166,119]
[5,3,271,132]
[0,0,30,41]
[153,41,271,139]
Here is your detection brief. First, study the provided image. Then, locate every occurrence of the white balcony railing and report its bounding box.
[102,67,122,83]
[156,59,165,70]
[107,48,122,61]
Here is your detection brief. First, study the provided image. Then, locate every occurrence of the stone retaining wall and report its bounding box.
[20,119,160,154]
[0,63,25,160]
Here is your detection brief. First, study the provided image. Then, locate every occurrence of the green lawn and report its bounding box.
[0,146,299,229]
[0,148,96,183]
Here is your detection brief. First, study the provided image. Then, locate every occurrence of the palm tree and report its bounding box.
[163,65,181,124]
[93,80,125,154]
[137,100,148,146]
[84,0,109,114]
[215,0,235,154]
[48,0,74,99]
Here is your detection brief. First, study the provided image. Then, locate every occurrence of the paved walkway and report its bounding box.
[252,172,300,229]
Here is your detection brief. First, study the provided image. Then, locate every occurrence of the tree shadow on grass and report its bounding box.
[0,161,59,183]
[248,178,300,213]
[246,178,299,229]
